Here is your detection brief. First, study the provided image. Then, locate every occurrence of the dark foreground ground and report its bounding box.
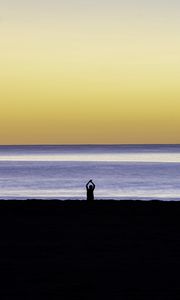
[0,200,180,299]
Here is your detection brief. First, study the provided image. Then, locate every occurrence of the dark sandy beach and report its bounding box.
[0,200,180,299]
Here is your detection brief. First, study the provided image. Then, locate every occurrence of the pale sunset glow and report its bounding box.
[0,0,180,144]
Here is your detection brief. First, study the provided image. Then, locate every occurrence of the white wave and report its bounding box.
[0,153,180,163]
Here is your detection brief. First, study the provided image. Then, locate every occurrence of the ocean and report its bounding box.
[0,144,180,200]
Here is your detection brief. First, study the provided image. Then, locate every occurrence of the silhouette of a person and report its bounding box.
[86,180,95,202]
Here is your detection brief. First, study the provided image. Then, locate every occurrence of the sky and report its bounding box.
[0,0,180,144]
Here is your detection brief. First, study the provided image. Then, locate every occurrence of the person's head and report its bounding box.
[89,184,93,190]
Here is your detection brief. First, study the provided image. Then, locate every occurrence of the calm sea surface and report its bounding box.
[0,145,180,200]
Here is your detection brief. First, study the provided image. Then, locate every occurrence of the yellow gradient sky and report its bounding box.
[0,0,180,144]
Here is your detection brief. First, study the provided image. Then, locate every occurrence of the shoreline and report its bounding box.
[0,198,179,202]
[0,195,180,201]
[0,198,180,204]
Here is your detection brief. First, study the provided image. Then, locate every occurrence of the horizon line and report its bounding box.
[0,143,180,147]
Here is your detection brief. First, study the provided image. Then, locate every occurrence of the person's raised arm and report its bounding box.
[91,181,95,190]
[86,180,91,189]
